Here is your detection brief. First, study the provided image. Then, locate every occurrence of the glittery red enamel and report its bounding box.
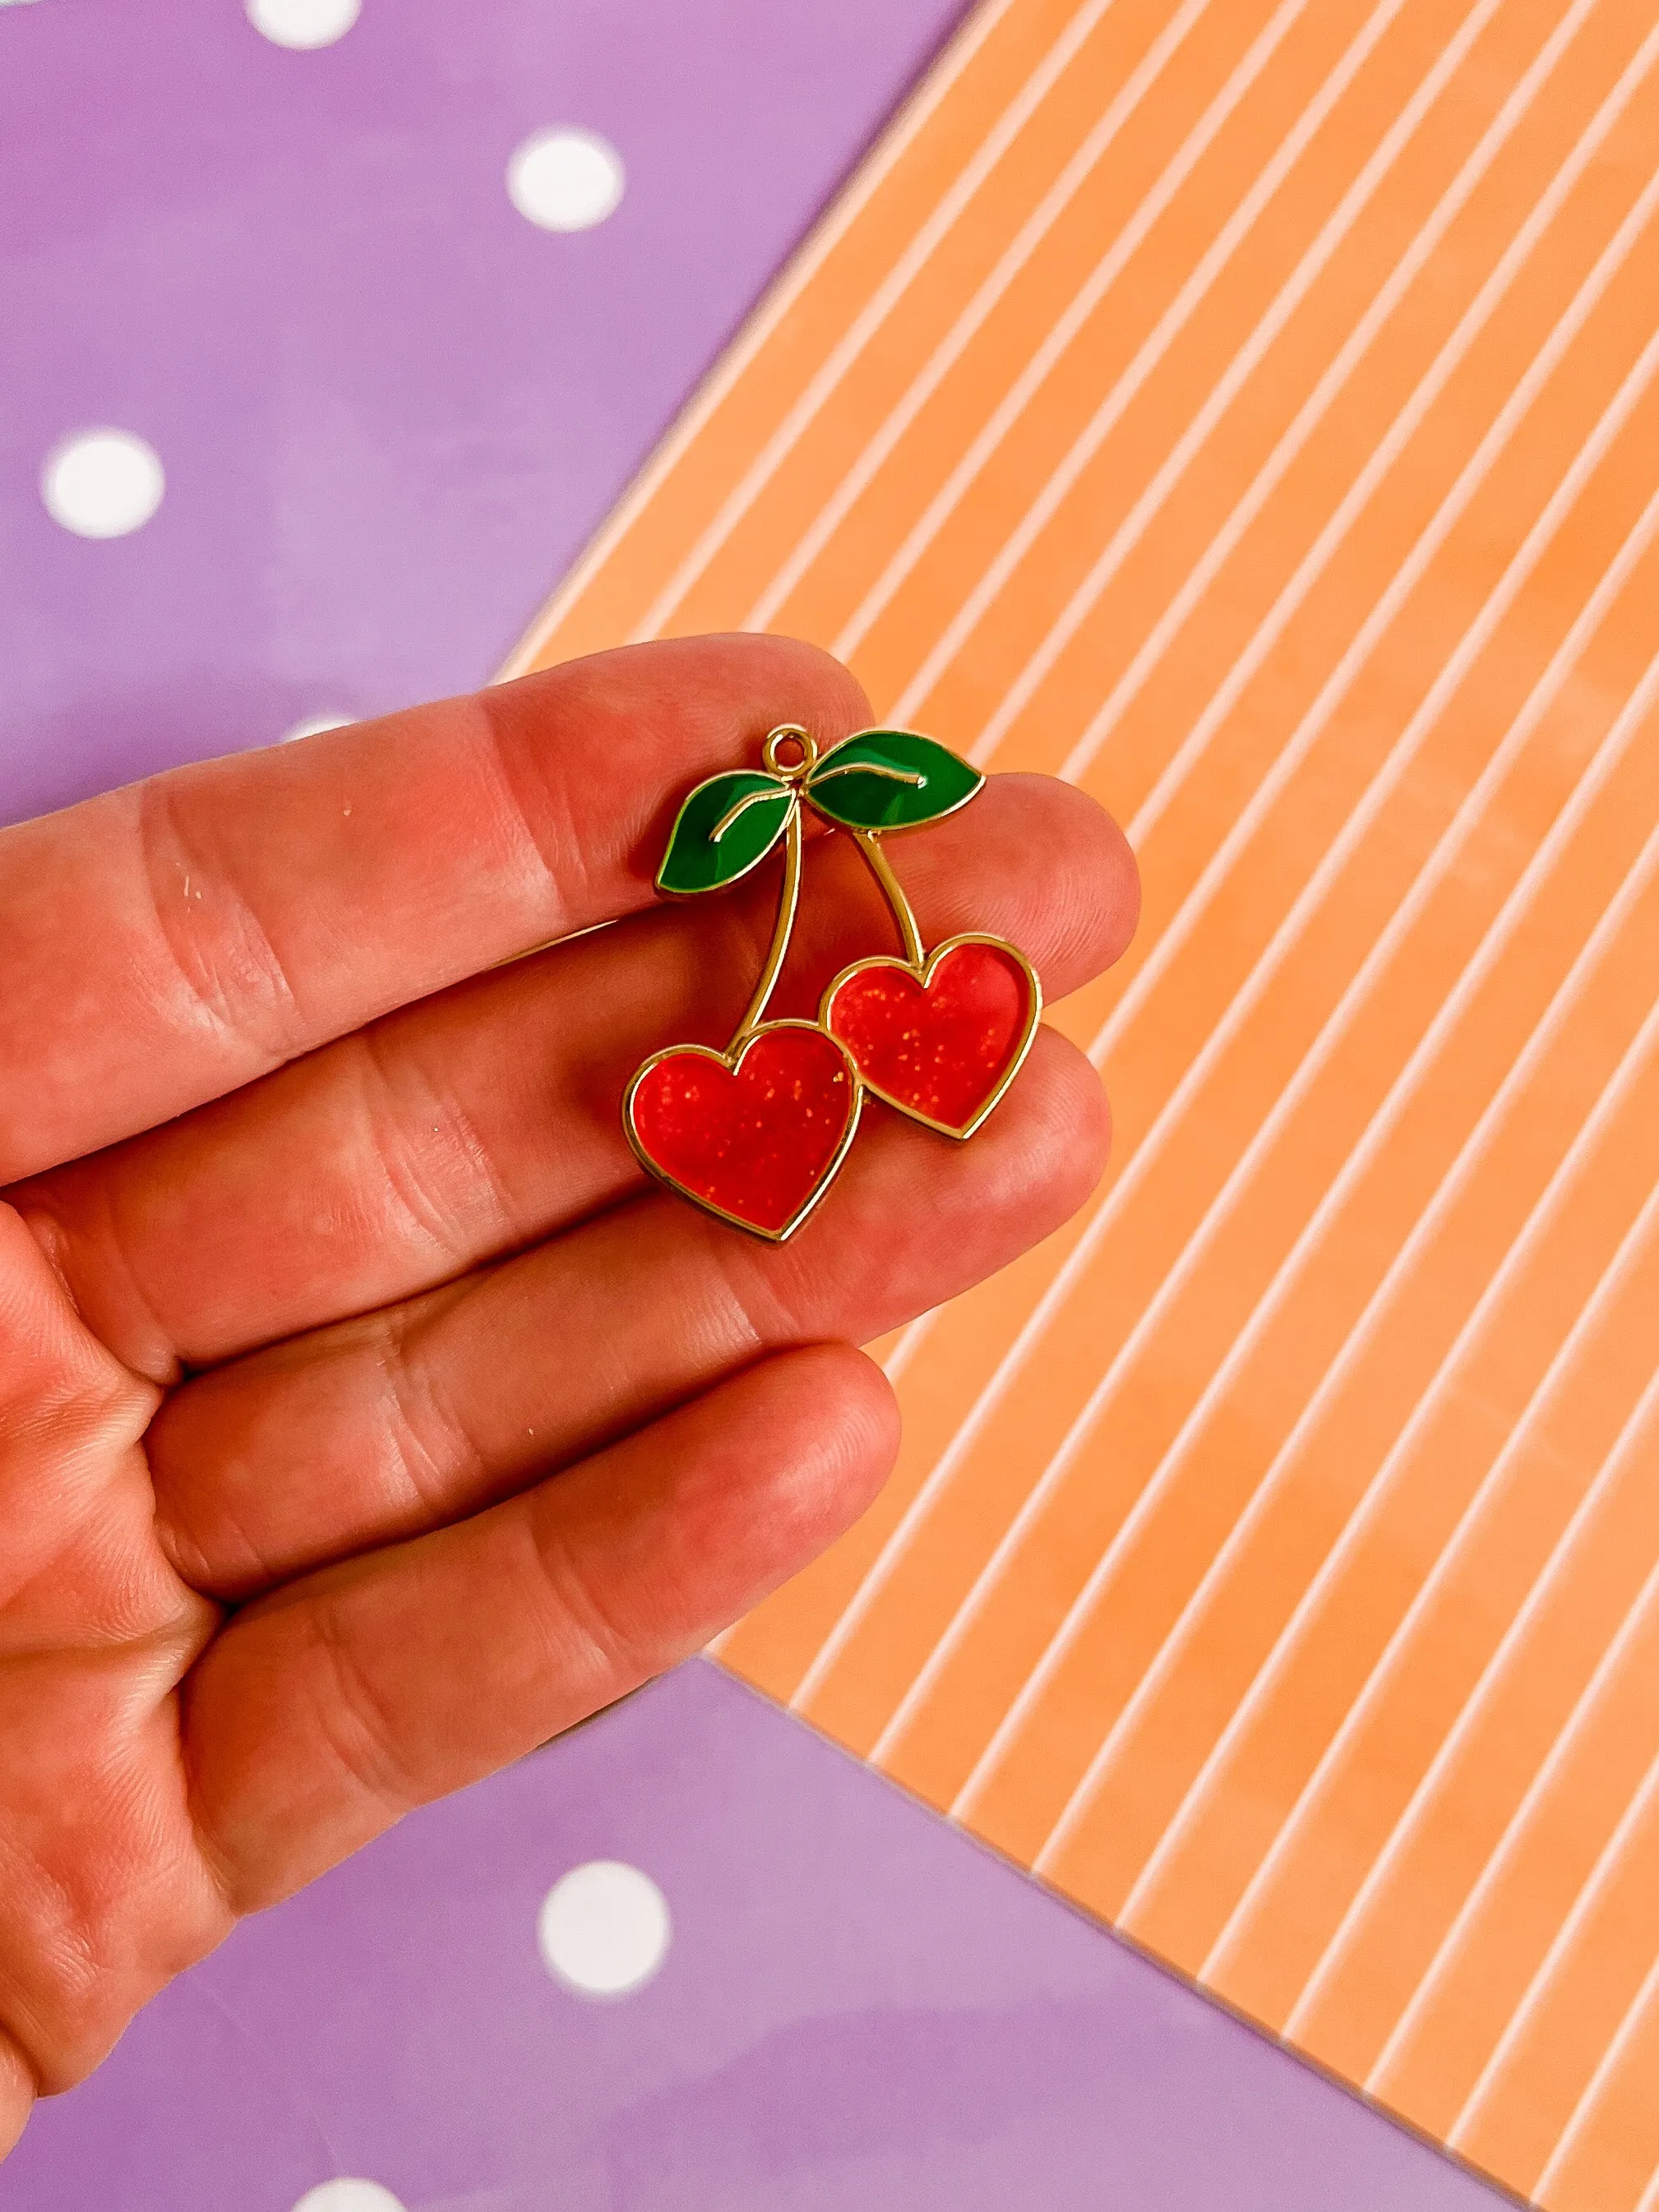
[827,940,1030,1134]
[630,1025,855,1234]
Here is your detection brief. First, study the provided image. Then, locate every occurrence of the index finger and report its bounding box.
[0,635,869,1182]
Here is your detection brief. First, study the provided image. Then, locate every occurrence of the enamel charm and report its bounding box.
[622,723,1041,1240]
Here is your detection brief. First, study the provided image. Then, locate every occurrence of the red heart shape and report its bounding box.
[821,934,1038,1138]
[625,1020,860,1240]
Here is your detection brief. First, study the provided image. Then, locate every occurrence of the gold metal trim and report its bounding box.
[818,930,1042,1142]
[731,798,803,1044]
[802,725,984,834]
[621,1017,865,1242]
[849,826,925,966]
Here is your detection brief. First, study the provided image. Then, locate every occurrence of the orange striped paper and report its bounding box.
[502,1,1659,2201]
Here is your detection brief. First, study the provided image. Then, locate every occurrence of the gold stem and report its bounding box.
[852,829,926,967]
[730,801,802,1045]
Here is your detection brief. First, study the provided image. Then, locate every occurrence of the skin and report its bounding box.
[0,635,1139,2157]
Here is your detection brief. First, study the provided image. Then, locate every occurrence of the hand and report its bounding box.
[0,635,1137,2154]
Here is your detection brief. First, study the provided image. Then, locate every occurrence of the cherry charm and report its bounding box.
[622,722,1041,1240]
[627,1025,858,1240]
[821,935,1037,1140]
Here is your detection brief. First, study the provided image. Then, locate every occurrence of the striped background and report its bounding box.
[504,2,1659,2202]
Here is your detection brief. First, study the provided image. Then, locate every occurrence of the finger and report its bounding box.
[18,775,1136,1381]
[183,1345,899,1910]
[0,635,870,1182]
[0,2032,31,2162]
[149,1026,1107,1599]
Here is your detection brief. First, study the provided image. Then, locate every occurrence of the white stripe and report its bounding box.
[1310,1220,1659,2057]
[881,1307,940,1386]
[866,1309,943,1405]
[1448,1672,1659,2149]
[1182,963,1659,1979]
[954,0,1527,761]
[1638,2151,1659,2212]
[883,0,1394,729]
[1531,1930,1659,2200]
[1070,842,1659,1907]
[626,0,1123,646]
[1090,107,1659,1076]
[493,0,1024,678]
[1352,1376,1659,2108]
[813,0,1632,1487]
[742,0,1216,635]
[825,0,1399,665]
[1103,11,1659,864]
[879,1318,931,1389]
[791,211,1659,1724]
[1055,0,1610,790]
[936,512,1659,1815]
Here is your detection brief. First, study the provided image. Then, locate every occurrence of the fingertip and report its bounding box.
[989,774,1141,986]
[870,772,1139,1011]
[723,1023,1110,1380]
[486,633,873,906]
[808,1337,904,1488]
[0,2029,35,2162]
[1070,783,1142,974]
[885,1023,1107,1272]
[732,1340,902,1554]
[722,632,876,741]
[495,631,871,766]
[1024,1023,1114,1220]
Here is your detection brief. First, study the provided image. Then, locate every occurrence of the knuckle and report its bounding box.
[303,1600,420,1821]
[530,1513,649,1685]
[136,783,305,1068]
[375,1305,493,1527]
[351,1028,515,1277]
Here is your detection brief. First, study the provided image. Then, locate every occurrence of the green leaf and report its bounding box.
[804,727,982,831]
[655,770,796,894]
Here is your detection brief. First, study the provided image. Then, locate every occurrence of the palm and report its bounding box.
[0,636,1135,2159]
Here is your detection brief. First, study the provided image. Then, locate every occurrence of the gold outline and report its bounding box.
[803,725,984,834]
[818,931,1042,1142]
[732,801,803,1041]
[654,775,797,898]
[622,1017,865,1242]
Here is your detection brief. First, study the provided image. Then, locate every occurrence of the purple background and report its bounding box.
[0,1663,1515,2210]
[0,0,967,824]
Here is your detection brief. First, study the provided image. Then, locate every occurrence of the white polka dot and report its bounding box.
[248,0,360,48]
[40,430,164,539]
[538,1860,669,1996]
[281,713,354,744]
[291,2185,405,2212]
[507,128,625,233]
